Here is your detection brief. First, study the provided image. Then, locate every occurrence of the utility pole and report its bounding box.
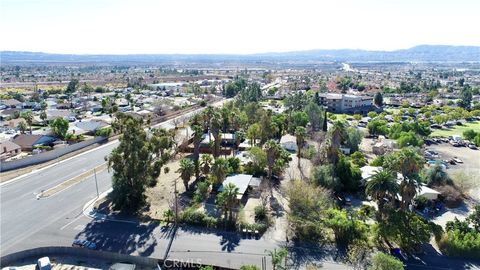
[174,177,178,225]
[94,168,99,197]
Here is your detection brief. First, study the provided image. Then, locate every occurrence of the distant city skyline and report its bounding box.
[1,0,479,54]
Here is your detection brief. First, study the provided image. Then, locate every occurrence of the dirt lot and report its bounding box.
[427,142,480,200]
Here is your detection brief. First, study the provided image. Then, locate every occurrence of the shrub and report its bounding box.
[435,185,463,208]
[194,181,210,203]
[240,266,260,270]
[254,205,267,221]
[368,252,404,270]
[180,208,219,228]
[439,217,480,259]
[96,127,113,137]
[414,195,428,210]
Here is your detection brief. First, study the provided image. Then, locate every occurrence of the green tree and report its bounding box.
[17,120,27,134]
[247,123,261,147]
[423,163,452,187]
[368,252,404,270]
[178,158,195,191]
[217,182,239,223]
[463,129,477,141]
[211,157,228,185]
[106,116,162,212]
[210,111,223,158]
[191,124,204,180]
[266,248,288,270]
[264,139,281,181]
[374,92,384,107]
[295,126,306,162]
[50,117,69,139]
[20,111,34,134]
[350,151,367,167]
[305,101,323,131]
[65,79,79,95]
[201,154,213,176]
[40,110,48,125]
[323,208,368,246]
[365,169,399,215]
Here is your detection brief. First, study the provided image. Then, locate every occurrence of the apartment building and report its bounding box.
[318,93,374,113]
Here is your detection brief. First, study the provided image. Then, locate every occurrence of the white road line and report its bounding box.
[0,139,118,187]
[60,214,84,230]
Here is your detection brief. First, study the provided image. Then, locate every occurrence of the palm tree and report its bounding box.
[177,158,194,191]
[295,126,306,162]
[266,248,288,270]
[21,111,34,134]
[399,175,421,210]
[191,124,204,180]
[210,111,223,158]
[365,169,399,216]
[264,140,280,181]
[201,154,212,176]
[211,157,228,185]
[217,182,239,222]
[247,123,261,147]
[17,121,27,134]
[394,147,424,209]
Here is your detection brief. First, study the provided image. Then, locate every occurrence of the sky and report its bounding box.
[1,0,479,54]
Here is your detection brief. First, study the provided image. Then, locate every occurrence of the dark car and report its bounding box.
[72,239,97,250]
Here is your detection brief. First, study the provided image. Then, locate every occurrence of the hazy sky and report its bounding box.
[1,0,479,54]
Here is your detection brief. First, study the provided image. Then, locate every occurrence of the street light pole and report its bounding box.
[94,168,99,197]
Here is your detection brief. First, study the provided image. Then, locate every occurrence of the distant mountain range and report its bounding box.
[1,45,479,64]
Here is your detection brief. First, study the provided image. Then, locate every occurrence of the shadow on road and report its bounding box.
[177,225,241,253]
[74,219,161,257]
[403,243,480,270]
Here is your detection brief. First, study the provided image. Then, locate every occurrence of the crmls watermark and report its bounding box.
[163,259,202,268]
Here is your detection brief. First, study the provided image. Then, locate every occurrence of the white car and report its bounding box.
[453,157,463,163]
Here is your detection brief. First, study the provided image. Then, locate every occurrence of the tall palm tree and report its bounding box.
[399,175,421,210]
[264,140,280,181]
[210,111,223,158]
[266,248,288,270]
[394,147,424,209]
[177,158,194,191]
[365,169,399,216]
[295,126,306,162]
[217,182,239,222]
[211,157,228,185]
[201,154,212,176]
[191,124,204,180]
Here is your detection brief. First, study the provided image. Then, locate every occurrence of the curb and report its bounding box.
[82,188,137,224]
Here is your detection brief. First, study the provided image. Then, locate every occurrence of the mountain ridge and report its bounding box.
[1,45,479,63]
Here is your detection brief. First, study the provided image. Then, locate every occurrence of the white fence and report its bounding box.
[0,136,107,172]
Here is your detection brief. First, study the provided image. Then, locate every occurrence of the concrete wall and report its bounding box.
[0,246,159,268]
[0,137,107,172]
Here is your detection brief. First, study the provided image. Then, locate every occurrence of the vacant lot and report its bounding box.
[427,143,480,200]
[431,121,480,137]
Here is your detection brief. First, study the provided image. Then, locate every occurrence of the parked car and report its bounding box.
[72,239,97,250]
[453,157,463,163]
[468,144,478,150]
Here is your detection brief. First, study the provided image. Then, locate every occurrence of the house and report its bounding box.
[0,140,22,160]
[11,134,56,151]
[75,120,108,134]
[0,99,22,109]
[361,165,440,201]
[280,134,297,152]
[218,174,261,201]
[0,108,21,120]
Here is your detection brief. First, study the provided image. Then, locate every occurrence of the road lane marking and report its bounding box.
[38,163,108,198]
[0,139,118,187]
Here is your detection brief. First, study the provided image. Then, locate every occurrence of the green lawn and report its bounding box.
[431,121,480,138]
